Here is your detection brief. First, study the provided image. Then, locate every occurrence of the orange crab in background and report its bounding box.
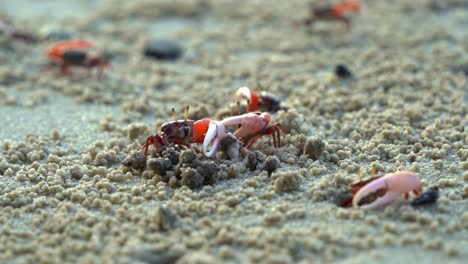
[299,0,362,29]
[46,40,110,77]
[341,169,422,210]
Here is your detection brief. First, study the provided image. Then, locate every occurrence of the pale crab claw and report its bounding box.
[235,86,252,101]
[352,171,422,210]
[203,121,226,157]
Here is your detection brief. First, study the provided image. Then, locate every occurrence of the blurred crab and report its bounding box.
[46,40,110,77]
[203,112,284,157]
[299,0,362,29]
[235,86,289,113]
[341,169,422,210]
[141,106,211,156]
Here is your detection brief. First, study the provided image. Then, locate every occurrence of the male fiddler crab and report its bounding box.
[0,21,37,43]
[203,111,285,157]
[298,0,362,29]
[141,104,285,158]
[46,40,110,77]
[235,86,289,113]
[340,169,422,210]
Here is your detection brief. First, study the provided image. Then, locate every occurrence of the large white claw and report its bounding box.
[353,176,390,209]
[203,121,225,157]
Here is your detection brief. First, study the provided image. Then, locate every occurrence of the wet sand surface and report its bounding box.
[1,0,467,263]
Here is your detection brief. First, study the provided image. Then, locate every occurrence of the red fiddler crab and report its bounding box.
[235,86,289,113]
[203,111,284,157]
[298,0,362,29]
[141,107,285,158]
[341,170,422,210]
[141,107,211,156]
[46,40,110,77]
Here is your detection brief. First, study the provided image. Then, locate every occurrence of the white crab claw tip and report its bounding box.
[203,121,225,157]
[235,86,251,100]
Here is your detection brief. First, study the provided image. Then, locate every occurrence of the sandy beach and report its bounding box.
[0,0,467,263]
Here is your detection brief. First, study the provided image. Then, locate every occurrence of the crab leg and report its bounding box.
[203,121,226,157]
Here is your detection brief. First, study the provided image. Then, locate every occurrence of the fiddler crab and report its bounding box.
[46,40,110,77]
[341,169,422,210]
[141,86,287,157]
[298,0,362,29]
[203,111,284,157]
[0,21,37,43]
[235,86,289,113]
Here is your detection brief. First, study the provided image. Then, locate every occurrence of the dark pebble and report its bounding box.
[451,64,468,76]
[334,64,353,79]
[135,251,182,264]
[410,186,439,207]
[144,40,182,60]
[155,206,177,231]
[263,156,281,176]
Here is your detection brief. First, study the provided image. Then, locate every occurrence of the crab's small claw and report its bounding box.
[203,121,225,157]
[235,87,252,101]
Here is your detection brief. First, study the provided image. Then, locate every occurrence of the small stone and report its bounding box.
[263,156,281,176]
[50,128,60,140]
[122,152,147,171]
[154,206,177,231]
[136,250,182,264]
[334,64,353,79]
[39,25,76,40]
[411,186,439,207]
[451,64,468,76]
[144,40,182,60]
[303,136,326,159]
